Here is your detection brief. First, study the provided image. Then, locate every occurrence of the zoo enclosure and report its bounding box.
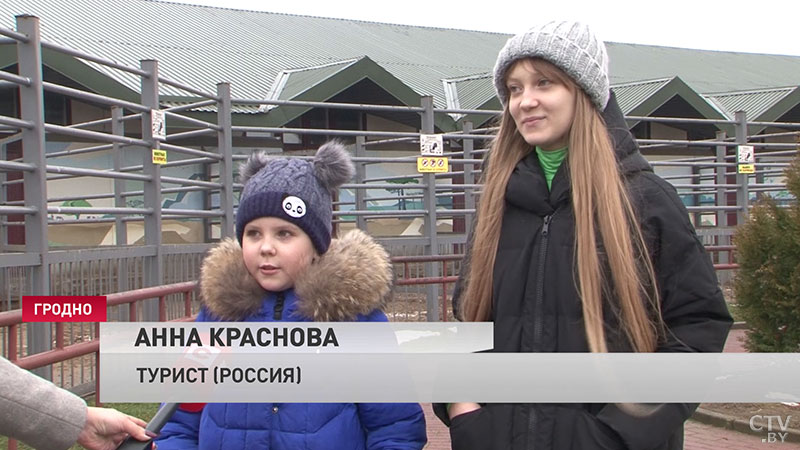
[0,14,799,411]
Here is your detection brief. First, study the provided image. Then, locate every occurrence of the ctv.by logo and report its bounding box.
[750,415,792,444]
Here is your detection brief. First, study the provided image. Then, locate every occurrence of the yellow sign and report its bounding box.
[417,156,448,173]
[738,164,755,174]
[152,149,167,165]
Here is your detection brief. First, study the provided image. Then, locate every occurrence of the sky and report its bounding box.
[164,0,800,56]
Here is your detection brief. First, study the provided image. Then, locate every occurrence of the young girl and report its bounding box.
[440,21,732,450]
[156,142,427,449]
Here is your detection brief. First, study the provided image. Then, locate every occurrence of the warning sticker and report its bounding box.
[738,164,755,174]
[417,157,448,173]
[152,149,167,165]
[152,109,166,141]
[737,145,755,164]
[420,134,443,156]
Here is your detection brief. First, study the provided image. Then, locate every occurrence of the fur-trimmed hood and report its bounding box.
[199,229,392,321]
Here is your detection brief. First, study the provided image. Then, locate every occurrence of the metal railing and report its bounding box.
[0,281,198,450]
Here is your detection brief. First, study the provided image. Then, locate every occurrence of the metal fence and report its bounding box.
[1,15,799,383]
[0,280,198,450]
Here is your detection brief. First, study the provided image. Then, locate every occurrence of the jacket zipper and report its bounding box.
[528,213,552,450]
[273,291,285,320]
[533,214,551,348]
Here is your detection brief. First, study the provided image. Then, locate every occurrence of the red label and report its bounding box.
[22,296,107,322]
[179,403,207,413]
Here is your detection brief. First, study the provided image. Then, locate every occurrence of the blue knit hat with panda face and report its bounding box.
[236,141,354,254]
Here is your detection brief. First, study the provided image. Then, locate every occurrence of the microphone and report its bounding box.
[116,403,179,450]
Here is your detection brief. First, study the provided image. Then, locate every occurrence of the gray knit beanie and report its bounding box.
[236,141,354,254]
[493,21,609,110]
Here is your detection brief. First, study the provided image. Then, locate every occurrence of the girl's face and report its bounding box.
[241,216,316,292]
[506,59,577,151]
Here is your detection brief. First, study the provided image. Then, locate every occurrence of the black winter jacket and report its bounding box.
[438,92,733,450]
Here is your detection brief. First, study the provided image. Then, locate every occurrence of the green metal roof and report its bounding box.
[0,0,505,108]
[266,59,359,103]
[704,86,799,120]
[2,0,800,127]
[605,42,800,93]
[443,73,495,113]
[259,55,429,128]
[611,78,674,115]
[611,77,728,122]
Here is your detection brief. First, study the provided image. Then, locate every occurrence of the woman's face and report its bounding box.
[506,59,576,150]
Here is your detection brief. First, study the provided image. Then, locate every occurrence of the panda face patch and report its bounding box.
[282,195,306,218]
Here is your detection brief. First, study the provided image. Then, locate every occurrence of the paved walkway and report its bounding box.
[421,329,800,449]
[723,327,747,353]
[685,419,800,449]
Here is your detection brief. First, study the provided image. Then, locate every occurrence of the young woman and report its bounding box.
[439,21,732,450]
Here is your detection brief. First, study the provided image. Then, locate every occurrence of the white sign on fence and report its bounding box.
[420,134,443,156]
[152,109,166,141]
[737,145,755,174]
[738,145,755,164]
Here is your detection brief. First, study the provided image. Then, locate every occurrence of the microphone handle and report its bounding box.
[116,403,179,450]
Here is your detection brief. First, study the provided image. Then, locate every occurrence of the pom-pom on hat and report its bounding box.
[236,141,354,254]
[493,20,610,110]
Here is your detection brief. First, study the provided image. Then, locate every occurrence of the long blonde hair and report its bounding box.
[460,59,661,353]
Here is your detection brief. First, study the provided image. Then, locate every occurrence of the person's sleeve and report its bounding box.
[357,402,427,450]
[154,405,202,450]
[432,402,451,426]
[0,356,87,450]
[642,173,733,353]
[593,174,733,449]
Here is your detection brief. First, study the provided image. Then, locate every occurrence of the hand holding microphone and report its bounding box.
[115,403,178,450]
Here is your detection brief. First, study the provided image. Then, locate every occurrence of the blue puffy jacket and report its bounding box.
[156,230,427,449]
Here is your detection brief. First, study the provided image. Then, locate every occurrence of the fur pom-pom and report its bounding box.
[238,151,271,185]
[313,141,354,191]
